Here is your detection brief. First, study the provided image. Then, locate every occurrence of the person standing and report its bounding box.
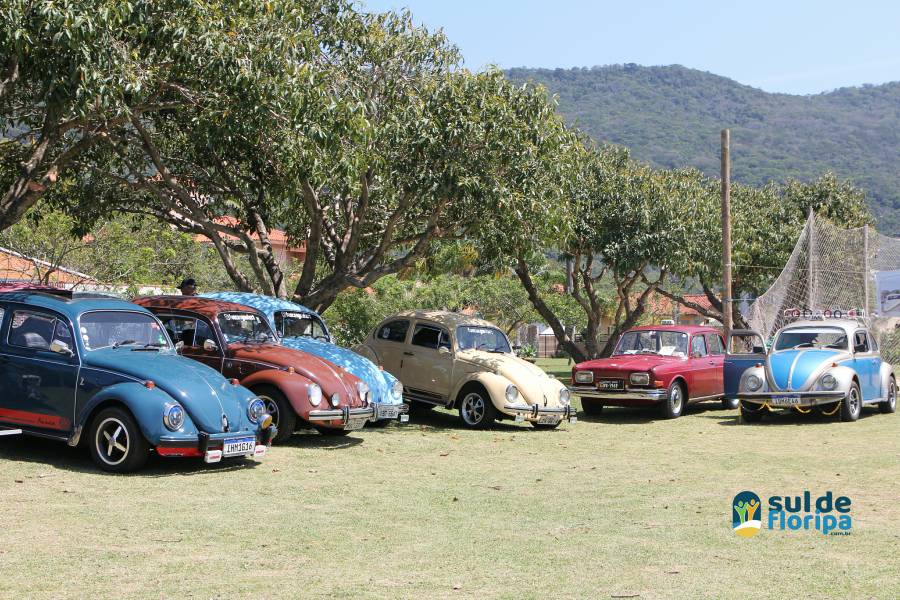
[178,278,198,296]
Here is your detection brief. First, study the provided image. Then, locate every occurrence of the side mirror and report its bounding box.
[438,346,451,355]
[49,340,74,357]
[203,339,218,352]
[175,341,185,353]
[512,344,522,351]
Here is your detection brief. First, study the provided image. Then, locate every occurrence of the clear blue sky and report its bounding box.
[360,0,900,95]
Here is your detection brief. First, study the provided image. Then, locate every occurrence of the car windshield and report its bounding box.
[79,311,171,351]
[275,311,329,342]
[774,327,847,351]
[456,325,511,353]
[614,330,689,357]
[217,312,275,344]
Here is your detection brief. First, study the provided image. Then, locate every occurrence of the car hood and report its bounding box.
[229,342,365,407]
[767,349,848,391]
[457,349,566,406]
[576,355,683,372]
[282,336,400,405]
[83,349,250,434]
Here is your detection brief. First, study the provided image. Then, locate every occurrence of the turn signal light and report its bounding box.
[144,380,156,389]
[654,380,665,388]
[229,378,239,386]
[755,363,762,368]
[287,366,295,374]
[831,362,838,368]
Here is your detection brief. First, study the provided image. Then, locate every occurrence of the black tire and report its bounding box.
[581,399,604,416]
[721,396,740,410]
[740,401,767,423]
[878,377,896,414]
[840,382,862,422]
[659,381,685,419]
[314,425,351,436]
[457,385,497,429]
[253,385,296,444]
[89,406,149,473]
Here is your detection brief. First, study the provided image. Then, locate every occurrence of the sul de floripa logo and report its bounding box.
[732,491,852,537]
[732,491,762,538]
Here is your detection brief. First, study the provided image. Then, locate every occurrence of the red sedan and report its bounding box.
[570,325,734,418]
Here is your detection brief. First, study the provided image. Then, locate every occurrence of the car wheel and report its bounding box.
[89,407,149,473]
[721,396,740,410]
[581,399,604,416]
[314,426,351,436]
[840,382,862,422]
[739,401,767,423]
[659,381,684,419]
[254,385,296,444]
[458,386,497,429]
[878,377,896,414]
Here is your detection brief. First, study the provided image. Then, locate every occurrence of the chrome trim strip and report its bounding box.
[306,406,376,423]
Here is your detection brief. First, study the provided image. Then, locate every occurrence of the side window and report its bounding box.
[853,331,869,353]
[690,335,708,357]
[868,332,879,353]
[707,334,725,355]
[411,324,443,349]
[158,315,209,347]
[377,320,410,343]
[8,310,69,351]
[728,332,766,354]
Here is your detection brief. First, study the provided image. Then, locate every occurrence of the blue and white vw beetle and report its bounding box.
[203,292,408,426]
[729,316,896,422]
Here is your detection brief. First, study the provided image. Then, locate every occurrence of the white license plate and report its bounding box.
[376,404,400,419]
[222,437,256,457]
[344,417,367,431]
[537,415,560,425]
[771,395,802,406]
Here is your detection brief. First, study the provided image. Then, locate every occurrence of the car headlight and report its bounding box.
[247,398,266,424]
[356,381,370,402]
[821,373,837,390]
[559,388,571,405]
[307,383,322,406]
[330,393,340,407]
[746,374,763,392]
[505,384,518,402]
[391,379,403,399]
[574,370,593,384]
[629,372,650,386]
[163,402,185,431]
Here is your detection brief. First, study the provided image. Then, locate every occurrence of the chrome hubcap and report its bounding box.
[461,393,485,425]
[849,388,860,414]
[260,395,279,428]
[96,417,129,466]
[890,383,896,408]
[670,386,682,412]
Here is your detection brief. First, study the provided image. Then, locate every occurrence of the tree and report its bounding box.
[512,145,709,362]
[0,0,254,231]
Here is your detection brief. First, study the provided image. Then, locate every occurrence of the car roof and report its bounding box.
[779,319,863,336]
[0,290,151,320]
[628,324,721,335]
[133,295,267,319]
[390,309,497,329]
[200,292,318,317]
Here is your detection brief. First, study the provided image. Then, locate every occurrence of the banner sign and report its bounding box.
[875,270,900,317]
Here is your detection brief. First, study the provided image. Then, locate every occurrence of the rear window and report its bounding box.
[377,320,410,343]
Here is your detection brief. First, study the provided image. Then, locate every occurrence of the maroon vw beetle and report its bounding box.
[570,325,733,419]
[133,296,375,441]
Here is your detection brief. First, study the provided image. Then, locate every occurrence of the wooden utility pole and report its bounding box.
[721,129,733,337]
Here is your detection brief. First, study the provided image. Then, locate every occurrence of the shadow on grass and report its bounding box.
[705,405,886,427]
[577,401,735,424]
[278,429,364,449]
[0,435,266,477]
[360,405,563,433]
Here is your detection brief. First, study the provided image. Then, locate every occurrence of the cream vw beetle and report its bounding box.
[356,311,576,429]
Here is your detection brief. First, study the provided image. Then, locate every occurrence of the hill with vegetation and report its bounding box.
[507,64,900,235]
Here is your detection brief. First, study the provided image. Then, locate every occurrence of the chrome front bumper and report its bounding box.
[307,405,377,424]
[502,403,578,423]
[739,390,845,407]
[568,385,666,402]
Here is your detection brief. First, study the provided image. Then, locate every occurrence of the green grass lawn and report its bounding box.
[1,371,898,599]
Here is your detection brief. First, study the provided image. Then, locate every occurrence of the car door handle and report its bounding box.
[403,352,414,356]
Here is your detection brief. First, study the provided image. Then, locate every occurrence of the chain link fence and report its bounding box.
[745,212,900,364]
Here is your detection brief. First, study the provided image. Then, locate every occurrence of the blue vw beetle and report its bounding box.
[727,317,896,422]
[203,292,408,426]
[0,289,275,472]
